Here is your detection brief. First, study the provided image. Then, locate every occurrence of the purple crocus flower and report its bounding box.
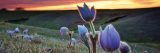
[77,3,96,22]
[60,27,69,40]
[60,27,69,35]
[100,24,121,52]
[23,33,33,42]
[120,41,131,53]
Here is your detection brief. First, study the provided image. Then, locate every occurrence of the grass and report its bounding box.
[0,22,102,53]
[0,22,159,53]
[0,22,60,38]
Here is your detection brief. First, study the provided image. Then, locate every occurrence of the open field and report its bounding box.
[0,22,159,53]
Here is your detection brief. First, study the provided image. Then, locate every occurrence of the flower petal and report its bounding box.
[77,6,89,22]
[91,6,96,21]
[91,6,96,15]
[108,24,120,50]
[83,3,93,21]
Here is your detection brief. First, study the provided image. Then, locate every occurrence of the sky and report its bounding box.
[0,0,160,10]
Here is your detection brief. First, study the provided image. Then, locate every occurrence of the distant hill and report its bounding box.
[1,7,159,28]
[112,9,160,43]
[0,11,46,22]
[1,7,160,42]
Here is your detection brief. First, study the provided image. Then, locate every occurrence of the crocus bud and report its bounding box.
[60,27,69,35]
[100,24,121,52]
[144,50,149,53]
[15,27,20,33]
[77,3,96,23]
[119,41,131,53]
[77,25,90,49]
[78,25,88,37]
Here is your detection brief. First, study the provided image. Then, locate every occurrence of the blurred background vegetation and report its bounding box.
[0,7,160,43]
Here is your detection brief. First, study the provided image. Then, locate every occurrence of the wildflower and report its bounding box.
[77,3,96,23]
[78,25,88,37]
[67,38,77,48]
[119,41,131,53]
[14,27,20,33]
[77,25,90,51]
[60,27,69,40]
[100,24,121,52]
[23,33,33,42]
[60,27,69,35]
[23,28,29,34]
[6,30,15,38]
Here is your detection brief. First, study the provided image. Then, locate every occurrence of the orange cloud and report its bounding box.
[26,0,160,10]
[0,0,92,10]
[132,0,154,4]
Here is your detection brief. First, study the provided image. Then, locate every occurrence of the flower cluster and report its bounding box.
[77,3,131,53]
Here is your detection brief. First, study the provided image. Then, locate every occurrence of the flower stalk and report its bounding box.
[89,22,97,53]
[89,22,96,38]
[90,35,97,53]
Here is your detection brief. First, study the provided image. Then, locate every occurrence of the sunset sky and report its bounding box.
[0,0,160,10]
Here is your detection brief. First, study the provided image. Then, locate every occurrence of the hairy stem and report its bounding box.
[89,22,96,37]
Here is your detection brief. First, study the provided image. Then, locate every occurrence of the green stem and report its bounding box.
[88,47,91,53]
[89,22,94,33]
[89,22,96,37]
[69,33,72,45]
[90,22,96,33]
[69,36,71,45]
[88,21,97,53]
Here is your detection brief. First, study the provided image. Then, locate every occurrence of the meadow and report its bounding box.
[0,7,160,53]
[0,22,159,53]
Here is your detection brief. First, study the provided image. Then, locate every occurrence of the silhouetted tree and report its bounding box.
[0,8,8,11]
[15,7,25,11]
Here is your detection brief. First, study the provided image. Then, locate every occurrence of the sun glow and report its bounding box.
[26,0,160,10]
